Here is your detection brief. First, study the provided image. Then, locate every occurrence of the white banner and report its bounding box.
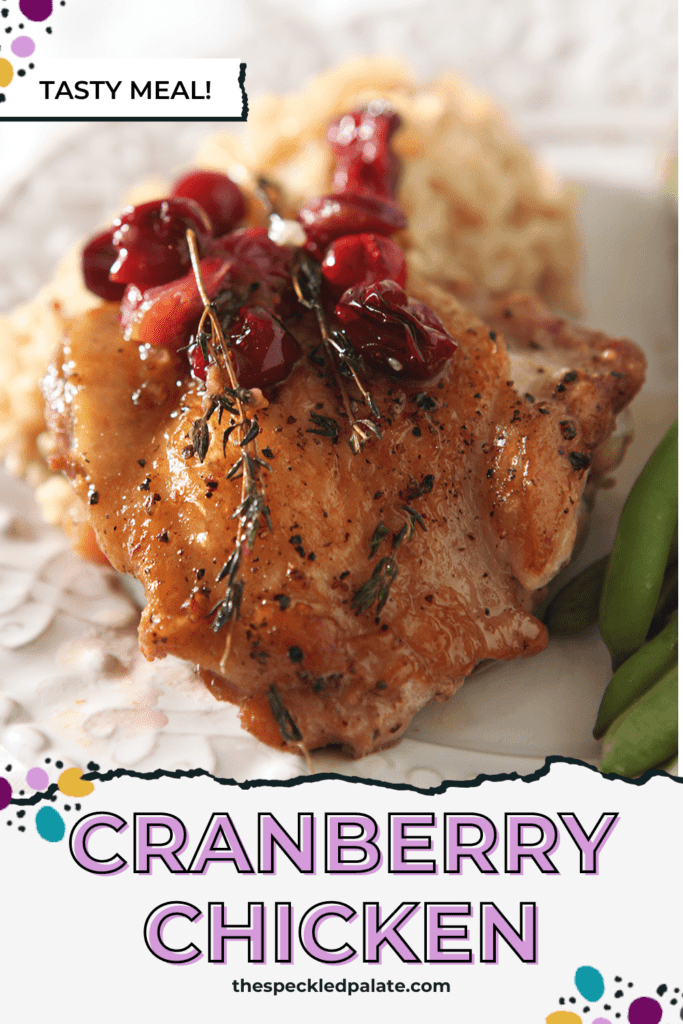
[1,761,681,1023]
[0,58,247,120]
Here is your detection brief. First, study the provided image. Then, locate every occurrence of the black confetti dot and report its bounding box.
[18,21,23,27]
[615,977,622,982]
[0,94,6,103]
[559,999,565,1005]
[6,820,12,825]
[55,761,63,768]
[5,764,11,771]
[44,758,51,763]
[615,990,624,998]
[75,803,81,811]
[1,8,8,16]
[672,1000,678,1006]
[583,1008,589,1013]
[87,762,99,771]
[18,825,25,832]
[4,26,11,33]
[46,25,52,32]
[18,790,24,795]
[16,810,25,818]
[29,62,34,68]
[18,68,25,76]
[569,998,576,1005]
[658,986,668,997]
[627,983,633,989]
[604,1007,611,1012]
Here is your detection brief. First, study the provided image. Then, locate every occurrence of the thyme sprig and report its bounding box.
[186,229,272,668]
[291,250,381,453]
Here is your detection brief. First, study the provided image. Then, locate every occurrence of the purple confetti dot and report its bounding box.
[628,998,663,1024]
[0,777,12,810]
[18,0,52,21]
[11,34,34,56]
[592,1019,612,1024]
[26,766,48,790]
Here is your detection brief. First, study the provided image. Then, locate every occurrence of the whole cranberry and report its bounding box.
[328,106,402,198]
[189,339,209,381]
[231,306,300,389]
[81,229,126,301]
[298,193,406,259]
[170,169,246,236]
[209,227,293,295]
[322,233,407,294]
[335,280,457,382]
[110,198,212,290]
[120,256,237,349]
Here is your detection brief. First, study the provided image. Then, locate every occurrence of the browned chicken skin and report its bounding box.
[43,273,645,757]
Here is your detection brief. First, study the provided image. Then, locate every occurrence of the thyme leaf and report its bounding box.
[398,504,427,540]
[210,580,244,633]
[267,684,303,743]
[352,557,399,616]
[306,411,341,441]
[369,522,391,558]
[190,418,210,463]
[291,250,322,309]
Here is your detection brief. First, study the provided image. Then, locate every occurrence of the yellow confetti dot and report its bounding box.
[0,58,14,88]
[58,767,95,798]
[546,1014,583,1024]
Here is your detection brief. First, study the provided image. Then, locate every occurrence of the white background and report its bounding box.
[1,765,682,1023]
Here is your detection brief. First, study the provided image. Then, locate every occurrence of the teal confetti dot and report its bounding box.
[36,805,65,842]
[576,966,606,1002]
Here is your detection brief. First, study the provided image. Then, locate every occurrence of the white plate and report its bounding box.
[0,127,676,784]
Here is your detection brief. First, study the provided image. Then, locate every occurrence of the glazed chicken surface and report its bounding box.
[43,275,645,757]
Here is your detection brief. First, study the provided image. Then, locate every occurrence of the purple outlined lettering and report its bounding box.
[144,901,203,965]
[388,813,436,874]
[188,813,254,874]
[424,902,472,963]
[480,903,538,963]
[444,814,499,874]
[69,812,128,875]
[208,902,265,964]
[505,813,559,874]
[134,813,188,874]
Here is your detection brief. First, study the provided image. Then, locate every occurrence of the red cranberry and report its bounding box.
[231,307,300,389]
[298,193,406,259]
[328,105,402,198]
[189,339,209,381]
[121,256,236,349]
[170,169,246,236]
[209,227,292,296]
[81,229,126,302]
[322,233,406,294]
[335,280,457,382]
[110,198,212,290]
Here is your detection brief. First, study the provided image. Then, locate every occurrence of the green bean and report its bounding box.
[544,555,609,635]
[646,561,678,641]
[593,612,677,738]
[598,421,678,668]
[599,664,678,776]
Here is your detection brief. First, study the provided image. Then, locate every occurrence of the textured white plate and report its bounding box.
[0,128,676,784]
